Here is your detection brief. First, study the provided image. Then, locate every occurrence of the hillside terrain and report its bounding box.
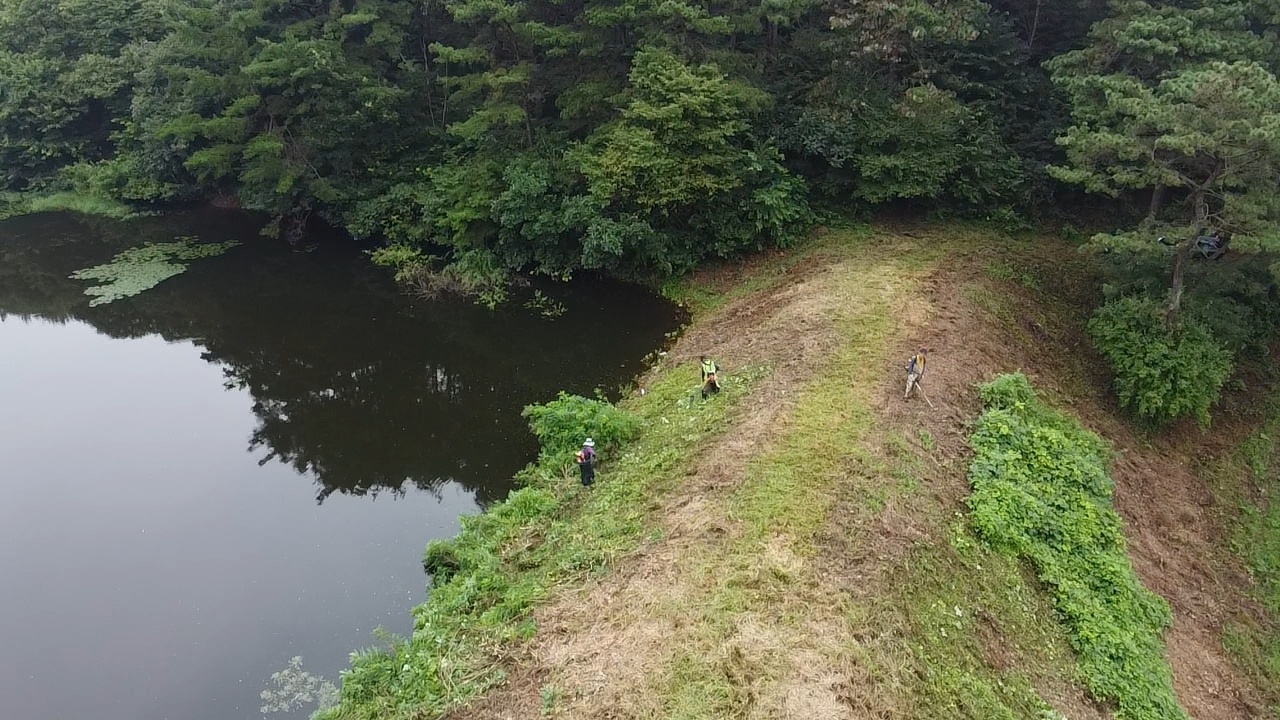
[319,224,1280,719]
[5,1,1280,717]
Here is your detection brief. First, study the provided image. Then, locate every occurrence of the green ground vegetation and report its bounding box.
[832,246,1114,720]
[863,531,1081,720]
[1207,387,1280,715]
[0,191,137,221]
[969,373,1184,720]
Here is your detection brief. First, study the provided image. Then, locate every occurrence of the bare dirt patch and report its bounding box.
[1106,428,1268,719]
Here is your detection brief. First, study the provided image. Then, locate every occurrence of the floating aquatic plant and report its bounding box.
[69,236,238,306]
[260,656,338,715]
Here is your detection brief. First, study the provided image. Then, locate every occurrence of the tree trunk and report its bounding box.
[1143,184,1165,229]
[1165,165,1220,327]
[1027,0,1042,53]
[1165,236,1192,328]
[284,202,313,248]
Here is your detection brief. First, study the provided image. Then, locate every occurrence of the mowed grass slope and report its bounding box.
[632,230,1105,720]
[327,224,1233,720]
[423,225,1125,720]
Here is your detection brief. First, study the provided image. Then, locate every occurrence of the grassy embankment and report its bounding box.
[1208,385,1280,714]
[636,227,1184,719]
[0,191,136,221]
[321,224,1186,719]
[315,329,768,718]
[601,229,1096,719]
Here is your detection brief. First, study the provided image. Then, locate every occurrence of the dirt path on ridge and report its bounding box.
[448,230,1270,720]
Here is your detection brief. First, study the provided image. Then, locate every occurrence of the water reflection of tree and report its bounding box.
[0,210,678,506]
[234,358,482,504]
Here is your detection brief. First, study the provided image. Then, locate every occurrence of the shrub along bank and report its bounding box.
[315,365,766,719]
[1087,296,1234,429]
[967,373,1185,720]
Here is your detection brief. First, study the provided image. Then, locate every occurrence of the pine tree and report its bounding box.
[1049,0,1280,324]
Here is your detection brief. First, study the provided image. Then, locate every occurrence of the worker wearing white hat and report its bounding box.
[576,438,597,487]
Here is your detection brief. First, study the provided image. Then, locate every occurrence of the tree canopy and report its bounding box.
[1049,0,1280,323]
[1,0,1116,275]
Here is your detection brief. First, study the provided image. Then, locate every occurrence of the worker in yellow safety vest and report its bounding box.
[700,356,720,400]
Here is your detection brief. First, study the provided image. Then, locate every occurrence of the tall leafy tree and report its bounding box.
[357,0,811,278]
[1049,0,1280,323]
[141,0,426,240]
[0,0,169,190]
[569,47,808,274]
[780,0,1031,208]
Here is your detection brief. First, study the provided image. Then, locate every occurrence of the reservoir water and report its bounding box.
[0,209,681,720]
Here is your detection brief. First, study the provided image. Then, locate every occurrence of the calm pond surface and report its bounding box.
[0,209,682,720]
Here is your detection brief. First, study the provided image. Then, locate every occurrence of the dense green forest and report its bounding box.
[3,0,1280,424]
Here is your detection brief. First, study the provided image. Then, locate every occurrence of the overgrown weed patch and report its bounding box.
[968,373,1185,720]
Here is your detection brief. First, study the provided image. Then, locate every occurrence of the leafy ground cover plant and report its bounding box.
[967,373,1186,720]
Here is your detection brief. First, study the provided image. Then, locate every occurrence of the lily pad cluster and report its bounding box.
[69,237,238,306]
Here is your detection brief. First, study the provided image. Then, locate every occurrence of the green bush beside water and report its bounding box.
[0,191,137,221]
[967,373,1185,720]
[520,392,640,461]
[26,191,137,219]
